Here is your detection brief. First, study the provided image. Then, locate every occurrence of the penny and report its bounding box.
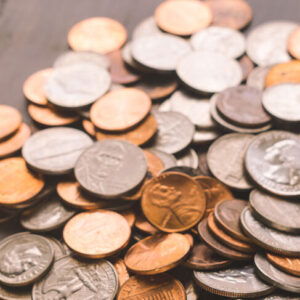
[75,140,147,198]
[68,17,127,54]
[132,16,162,40]
[267,253,300,277]
[131,33,191,73]
[0,157,44,207]
[176,148,199,169]
[241,207,300,257]
[150,149,177,170]
[63,210,131,258]
[22,127,93,175]
[32,256,118,299]
[82,119,96,136]
[239,55,254,81]
[191,26,245,59]
[207,133,254,190]
[288,26,300,60]
[117,274,186,300]
[255,253,300,293]
[245,130,300,197]
[135,209,159,235]
[120,208,136,228]
[22,68,52,106]
[143,150,164,176]
[247,66,273,90]
[45,63,111,109]
[246,21,298,66]
[155,0,212,36]
[194,264,274,298]
[0,285,32,300]
[112,258,130,287]
[176,51,242,94]
[249,189,300,233]
[28,104,79,126]
[0,105,22,141]
[125,233,190,274]
[0,232,54,286]
[161,166,203,177]
[142,172,206,232]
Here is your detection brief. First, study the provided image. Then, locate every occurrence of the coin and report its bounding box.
[45,63,111,109]
[246,21,298,66]
[177,51,242,94]
[245,130,300,197]
[192,129,219,145]
[194,264,274,298]
[68,17,127,54]
[241,207,300,257]
[43,236,68,259]
[0,285,32,300]
[82,119,96,136]
[132,16,162,40]
[259,291,300,299]
[247,66,273,90]
[135,209,159,235]
[191,26,245,59]
[288,26,300,60]
[267,253,300,277]
[142,172,206,232]
[239,55,254,81]
[22,127,93,175]
[249,189,300,233]
[75,139,147,198]
[207,133,253,190]
[149,149,177,169]
[125,233,190,274]
[32,256,118,299]
[0,105,22,140]
[162,166,203,177]
[143,149,164,176]
[198,150,211,177]
[176,148,199,169]
[0,232,54,286]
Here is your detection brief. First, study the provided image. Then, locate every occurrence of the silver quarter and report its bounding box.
[149,149,177,169]
[247,66,273,90]
[176,148,199,169]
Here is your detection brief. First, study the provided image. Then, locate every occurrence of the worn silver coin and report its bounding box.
[132,16,162,40]
[0,285,32,300]
[43,236,68,260]
[176,148,199,169]
[192,129,219,145]
[149,149,177,169]
[246,66,273,91]
[22,127,93,175]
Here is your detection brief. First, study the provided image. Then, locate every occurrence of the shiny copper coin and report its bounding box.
[120,208,136,227]
[267,253,300,277]
[184,233,194,248]
[155,0,212,36]
[113,258,130,287]
[22,68,52,106]
[143,150,164,176]
[124,233,190,274]
[117,274,186,300]
[90,87,152,131]
[28,104,79,126]
[288,26,300,60]
[0,105,22,140]
[0,157,44,206]
[68,17,127,54]
[63,210,131,258]
[142,172,206,232]
[239,55,254,81]
[0,123,31,158]
[265,60,300,87]
[135,209,159,235]
[206,0,252,30]
[82,119,96,137]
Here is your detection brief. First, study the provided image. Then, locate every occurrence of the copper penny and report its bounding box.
[22,68,52,106]
[95,114,157,146]
[0,123,31,158]
[267,253,300,277]
[265,60,300,87]
[0,105,22,140]
[135,209,159,235]
[82,119,96,137]
[117,274,186,300]
[155,0,212,36]
[113,258,130,287]
[28,104,79,126]
[142,172,206,232]
[124,233,190,274]
[68,17,127,54]
[143,150,164,176]
[288,26,300,60]
[120,208,136,228]
[184,233,194,248]
[63,210,131,258]
[0,157,44,206]
[206,0,252,30]
[90,87,152,131]
[239,55,254,81]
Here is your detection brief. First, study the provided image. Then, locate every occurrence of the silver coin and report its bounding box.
[131,33,191,72]
[176,51,242,94]
[75,139,147,198]
[263,83,300,123]
[257,291,300,299]
[246,66,273,90]
[193,265,274,298]
[0,232,54,286]
[22,127,93,175]
[255,253,300,293]
[0,285,32,300]
[192,129,219,144]
[207,133,254,190]
[245,130,300,197]
[161,166,203,177]
[132,16,162,40]
[176,148,199,169]
[250,189,300,233]
[149,149,177,169]
[241,207,300,256]
[43,237,68,260]
[45,63,111,109]
[190,26,246,59]
[32,256,118,300]
[246,21,298,66]
[150,111,195,154]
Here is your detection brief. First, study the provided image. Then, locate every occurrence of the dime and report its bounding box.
[132,16,162,40]
[0,232,53,286]
[22,127,93,175]
[239,55,254,81]
[267,253,300,277]
[135,209,159,235]
[190,26,245,59]
[142,172,206,232]
[177,51,242,94]
[143,150,164,176]
[0,285,31,300]
[245,130,300,197]
[124,233,190,274]
[247,66,273,90]
[161,166,203,177]
[176,148,199,169]
[149,149,177,169]
[0,105,22,140]
[288,26,300,60]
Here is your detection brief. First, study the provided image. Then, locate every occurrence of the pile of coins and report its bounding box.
[0,0,299,299]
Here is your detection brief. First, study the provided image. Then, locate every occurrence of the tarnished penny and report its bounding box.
[63,210,131,258]
[135,209,159,235]
[0,105,22,140]
[239,55,254,81]
[82,119,96,136]
[68,17,127,54]
[143,150,164,176]
[267,253,300,277]
[288,26,300,60]
[124,233,190,274]
[155,0,212,36]
[142,172,206,232]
